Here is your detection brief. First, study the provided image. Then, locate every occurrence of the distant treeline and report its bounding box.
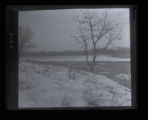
[24,47,130,58]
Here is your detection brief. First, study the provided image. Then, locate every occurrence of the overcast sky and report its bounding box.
[19,8,130,52]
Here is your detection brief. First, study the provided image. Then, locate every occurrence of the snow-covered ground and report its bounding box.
[19,60,131,108]
[22,55,130,62]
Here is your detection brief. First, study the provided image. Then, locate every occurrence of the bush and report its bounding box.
[82,75,102,107]
[61,94,72,107]
[19,81,33,90]
[115,74,131,81]
[114,73,131,88]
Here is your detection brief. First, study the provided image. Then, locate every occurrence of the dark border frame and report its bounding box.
[5,5,137,110]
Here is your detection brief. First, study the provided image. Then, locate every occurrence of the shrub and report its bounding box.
[19,81,33,90]
[115,74,131,81]
[115,73,131,88]
[82,75,102,107]
[61,94,72,107]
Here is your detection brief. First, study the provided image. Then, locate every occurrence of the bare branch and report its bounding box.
[19,26,34,57]
[73,9,121,72]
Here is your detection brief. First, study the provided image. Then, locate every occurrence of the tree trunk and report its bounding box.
[89,63,95,73]
[68,62,72,79]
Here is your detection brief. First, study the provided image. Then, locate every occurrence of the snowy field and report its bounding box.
[24,55,131,89]
[22,55,130,62]
[19,60,131,108]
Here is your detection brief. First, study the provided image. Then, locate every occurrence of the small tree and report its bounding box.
[73,9,121,72]
[19,26,34,57]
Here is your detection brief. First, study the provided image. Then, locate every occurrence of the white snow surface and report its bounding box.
[19,61,131,108]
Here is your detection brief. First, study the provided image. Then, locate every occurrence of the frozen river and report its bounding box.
[22,55,130,62]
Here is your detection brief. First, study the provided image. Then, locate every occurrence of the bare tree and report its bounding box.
[19,26,34,57]
[73,9,121,72]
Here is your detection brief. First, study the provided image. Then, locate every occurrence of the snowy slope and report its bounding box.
[19,61,131,108]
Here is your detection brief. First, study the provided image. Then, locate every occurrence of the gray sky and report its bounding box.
[19,8,130,51]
